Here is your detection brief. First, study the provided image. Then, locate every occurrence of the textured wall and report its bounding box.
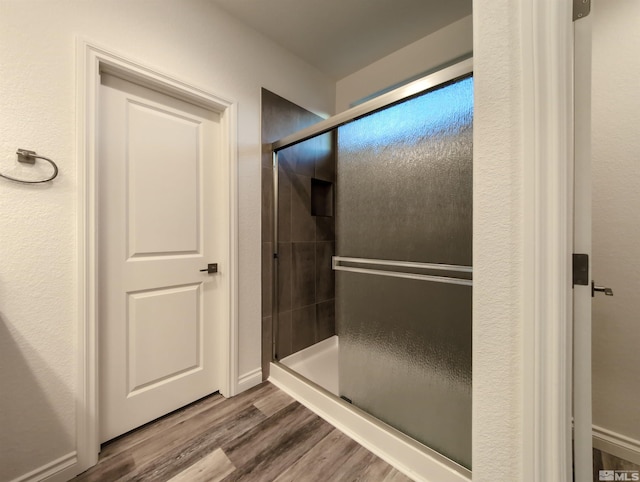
[0,1,333,480]
[592,0,640,443]
[335,15,473,112]
[472,1,523,480]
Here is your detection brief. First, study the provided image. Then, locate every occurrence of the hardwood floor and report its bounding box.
[73,382,413,482]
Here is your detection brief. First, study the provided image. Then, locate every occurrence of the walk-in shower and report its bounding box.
[266,59,473,480]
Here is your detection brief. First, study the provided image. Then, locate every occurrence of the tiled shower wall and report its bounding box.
[261,89,336,379]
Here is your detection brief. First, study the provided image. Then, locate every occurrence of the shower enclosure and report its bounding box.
[268,60,473,473]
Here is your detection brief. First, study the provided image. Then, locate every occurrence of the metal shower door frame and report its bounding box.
[270,57,473,361]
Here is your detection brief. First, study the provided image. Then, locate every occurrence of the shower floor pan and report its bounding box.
[280,335,339,396]
[270,337,471,482]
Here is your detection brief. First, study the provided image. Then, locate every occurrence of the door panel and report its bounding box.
[338,271,472,467]
[128,101,201,256]
[127,284,201,393]
[336,75,473,469]
[99,73,222,442]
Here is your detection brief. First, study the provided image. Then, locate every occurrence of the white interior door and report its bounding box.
[573,12,594,481]
[99,72,224,442]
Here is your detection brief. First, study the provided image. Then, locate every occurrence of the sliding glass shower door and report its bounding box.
[270,66,473,471]
[335,76,473,469]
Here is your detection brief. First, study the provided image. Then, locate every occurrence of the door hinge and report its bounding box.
[573,254,589,286]
[573,0,591,21]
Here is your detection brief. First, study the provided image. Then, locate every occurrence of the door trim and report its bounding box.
[75,39,238,472]
[520,1,574,480]
[572,12,594,482]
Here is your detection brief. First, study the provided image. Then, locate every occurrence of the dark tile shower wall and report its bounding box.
[261,89,336,379]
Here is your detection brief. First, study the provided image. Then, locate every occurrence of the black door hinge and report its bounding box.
[573,0,591,21]
[573,254,589,286]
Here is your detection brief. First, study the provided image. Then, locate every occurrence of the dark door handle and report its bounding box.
[592,281,613,297]
[200,263,218,274]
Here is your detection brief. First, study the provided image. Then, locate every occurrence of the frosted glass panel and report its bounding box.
[338,272,471,468]
[337,76,473,469]
[337,76,473,266]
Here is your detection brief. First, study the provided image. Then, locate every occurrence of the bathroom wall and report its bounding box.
[261,89,336,378]
[472,1,525,480]
[335,15,473,112]
[591,0,640,456]
[0,1,334,480]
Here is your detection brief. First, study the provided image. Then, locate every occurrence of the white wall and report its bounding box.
[472,1,524,480]
[0,1,334,480]
[335,15,472,112]
[592,0,640,446]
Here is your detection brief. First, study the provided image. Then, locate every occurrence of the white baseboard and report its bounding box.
[593,425,640,466]
[236,367,262,394]
[9,452,78,482]
[269,362,471,482]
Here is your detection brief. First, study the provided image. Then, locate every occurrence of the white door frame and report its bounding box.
[75,39,238,471]
[572,11,594,482]
[520,0,576,480]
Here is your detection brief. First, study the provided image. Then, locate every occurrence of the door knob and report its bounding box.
[200,263,218,274]
[592,281,613,297]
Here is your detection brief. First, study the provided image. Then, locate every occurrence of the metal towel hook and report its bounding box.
[0,149,59,184]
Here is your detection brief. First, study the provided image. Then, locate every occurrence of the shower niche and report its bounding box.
[262,61,473,474]
[310,178,333,217]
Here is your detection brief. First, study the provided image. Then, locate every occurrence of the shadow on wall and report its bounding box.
[0,314,74,481]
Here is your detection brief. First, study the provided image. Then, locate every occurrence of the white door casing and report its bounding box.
[76,40,238,472]
[99,72,223,442]
[520,3,593,479]
[572,12,594,482]
[520,1,575,480]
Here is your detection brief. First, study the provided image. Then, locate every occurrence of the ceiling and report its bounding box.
[211,0,472,80]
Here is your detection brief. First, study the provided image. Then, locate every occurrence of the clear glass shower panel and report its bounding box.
[275,131,336,360]
[336,76,473,469]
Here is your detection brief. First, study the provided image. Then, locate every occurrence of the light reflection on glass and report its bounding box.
[337,74,473,469]
[340,77,473,154]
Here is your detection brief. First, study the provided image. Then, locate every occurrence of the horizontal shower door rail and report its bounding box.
[332,256,473,287]
[270,58,473,153]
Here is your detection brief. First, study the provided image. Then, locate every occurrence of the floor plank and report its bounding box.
[273,428,360,481]
[253,388,295,417]
[99,392,227,460]
[73,382,413,482]
[330,446,392,482]
[220,403,334,481]
[382,469,416,482]
[128,405,266,481]
[168,448,235,482]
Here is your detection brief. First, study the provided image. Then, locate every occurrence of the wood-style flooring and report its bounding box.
[73,382,413,482]
[594,447,640,478]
